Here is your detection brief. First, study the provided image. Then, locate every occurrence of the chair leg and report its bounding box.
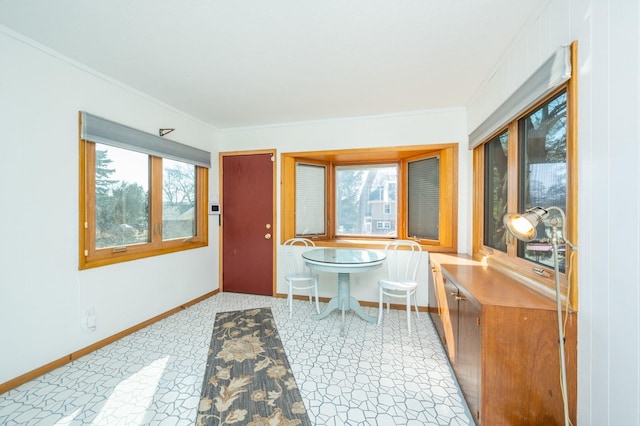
[377,287,384,325]
[413,292,420,318]
[406,292,412,335]
[288,284,293,319]
[314,280,320,314]
[285,283,290,308]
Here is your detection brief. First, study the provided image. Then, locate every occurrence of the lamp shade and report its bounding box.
[503,207,548,242]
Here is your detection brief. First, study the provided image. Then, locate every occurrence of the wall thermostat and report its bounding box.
[209,203,221,215]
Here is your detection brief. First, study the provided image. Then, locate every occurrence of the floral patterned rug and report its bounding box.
[196,307,312,426]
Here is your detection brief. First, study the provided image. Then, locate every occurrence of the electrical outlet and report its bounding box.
[84,308,96,332]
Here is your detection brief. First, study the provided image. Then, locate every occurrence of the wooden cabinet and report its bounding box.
[429,254,577,425]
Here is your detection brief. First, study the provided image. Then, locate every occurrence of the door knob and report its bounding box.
[265,233,272,239]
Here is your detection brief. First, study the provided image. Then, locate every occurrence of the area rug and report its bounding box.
[196,307,312,426]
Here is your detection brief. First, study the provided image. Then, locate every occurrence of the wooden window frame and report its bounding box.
[79,137,208,270]
[472,43,578,310]
[281,144,458,251]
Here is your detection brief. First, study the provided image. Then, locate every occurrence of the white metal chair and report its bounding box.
[283,238,320,318]
[377,240,423,334]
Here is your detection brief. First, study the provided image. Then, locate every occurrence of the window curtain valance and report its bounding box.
[468,45,571,149]
[80,111,211,168]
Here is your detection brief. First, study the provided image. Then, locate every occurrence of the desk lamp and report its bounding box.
[503,206,577,426]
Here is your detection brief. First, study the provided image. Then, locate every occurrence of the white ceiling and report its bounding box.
[0,0,544,129]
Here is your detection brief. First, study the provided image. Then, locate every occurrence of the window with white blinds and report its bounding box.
[407,156,440,240]
[295,163,326,236]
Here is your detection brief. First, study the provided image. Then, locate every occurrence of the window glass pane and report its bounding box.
[295,163,326,236]
[518,91,567,271]
[408,157,440,239]
[95,143,149,249]
[483,131,509,252]
[336,164,398,237]
[163,159,196,240]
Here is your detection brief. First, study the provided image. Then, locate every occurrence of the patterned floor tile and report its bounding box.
[0,293,473,425]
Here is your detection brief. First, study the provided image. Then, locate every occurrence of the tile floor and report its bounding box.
[0,292,473,425]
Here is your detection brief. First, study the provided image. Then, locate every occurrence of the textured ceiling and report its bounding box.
[0,0,544,129]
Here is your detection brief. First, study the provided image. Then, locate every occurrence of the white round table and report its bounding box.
[302,248,386,335]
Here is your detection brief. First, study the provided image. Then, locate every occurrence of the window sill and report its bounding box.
[79,241,208,270]
[304,238,456,252]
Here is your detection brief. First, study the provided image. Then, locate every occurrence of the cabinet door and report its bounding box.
[455,289,482,423]
[429,264,447,348]
[443,276,459,362]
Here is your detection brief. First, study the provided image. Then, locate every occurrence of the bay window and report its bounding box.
[281,144,457,251]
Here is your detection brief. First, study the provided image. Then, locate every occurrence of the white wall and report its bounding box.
[0,28,220,385]
[467,0,640,424]
[220,109,470,306]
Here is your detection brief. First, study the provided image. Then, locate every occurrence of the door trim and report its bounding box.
[219,149,277,295]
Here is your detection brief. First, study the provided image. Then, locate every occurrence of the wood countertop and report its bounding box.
[430,253,561,311]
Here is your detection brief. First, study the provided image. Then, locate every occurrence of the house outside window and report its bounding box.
[376,221,392,230]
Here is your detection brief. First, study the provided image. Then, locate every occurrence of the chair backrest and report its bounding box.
[383,240,423,282]
[283,238,316,275]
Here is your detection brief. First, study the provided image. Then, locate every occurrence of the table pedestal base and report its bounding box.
[313,272,376,335]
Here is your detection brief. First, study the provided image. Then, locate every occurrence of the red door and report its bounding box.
[221,152,275,295]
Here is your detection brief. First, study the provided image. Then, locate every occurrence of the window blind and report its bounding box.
[295,163,326,236]
[80,111,211,168]
[468,45,571,149]
[408,156,440,240]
